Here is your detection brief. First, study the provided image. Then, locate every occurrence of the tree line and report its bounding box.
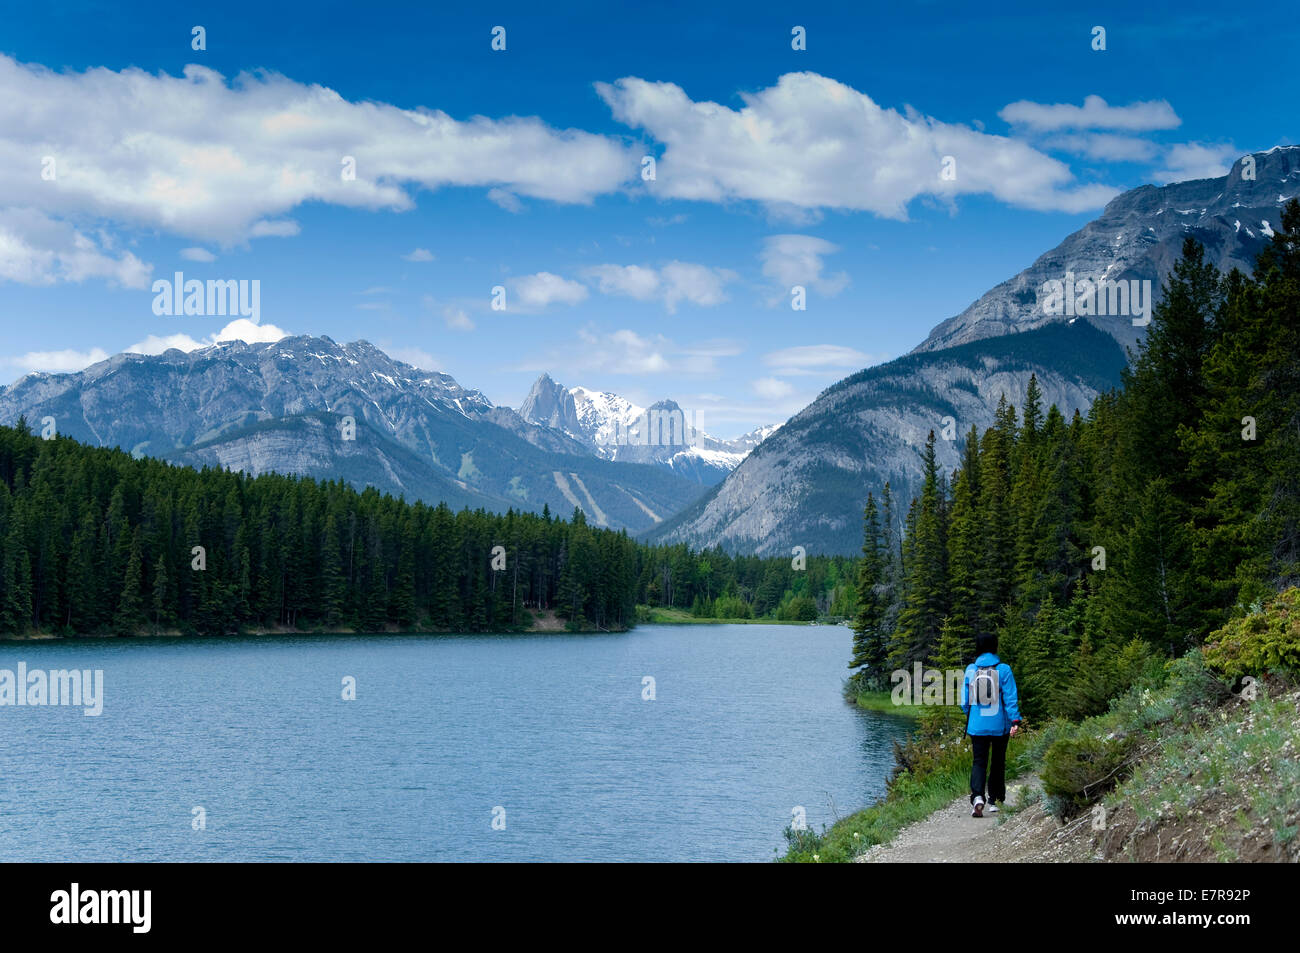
[850,201,1300,721]
[0,425,847,636]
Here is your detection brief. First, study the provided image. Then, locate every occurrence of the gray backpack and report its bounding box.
[971,665,1000,710]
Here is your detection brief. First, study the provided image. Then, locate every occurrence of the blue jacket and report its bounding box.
[960,653,1022,736]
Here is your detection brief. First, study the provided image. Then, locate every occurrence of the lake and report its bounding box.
[0,624,911,862]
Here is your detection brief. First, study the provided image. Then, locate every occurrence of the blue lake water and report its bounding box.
[0,624,911,862]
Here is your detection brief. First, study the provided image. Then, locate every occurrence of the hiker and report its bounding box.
[960,632,1022,818]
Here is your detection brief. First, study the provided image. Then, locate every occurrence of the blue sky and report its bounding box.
[0,0,1293,437]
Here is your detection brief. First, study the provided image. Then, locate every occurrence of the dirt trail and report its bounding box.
[856,775,1046,863]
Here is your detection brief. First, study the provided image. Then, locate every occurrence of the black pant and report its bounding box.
[970,733,1009,803]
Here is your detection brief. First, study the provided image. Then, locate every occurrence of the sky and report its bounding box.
[0,0,1294,438]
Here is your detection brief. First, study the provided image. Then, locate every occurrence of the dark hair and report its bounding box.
[974,632,999,657]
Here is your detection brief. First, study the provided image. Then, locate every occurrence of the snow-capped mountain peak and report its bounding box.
[519,374,777,485]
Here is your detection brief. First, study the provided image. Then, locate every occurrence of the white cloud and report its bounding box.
[585,264,661,300]
[763,344,883,376]
[583,261,735,312]
[443,307,474,331]
[421,294,476,331]
[180,247,217,262]
[248,219,300,238]
[0,53,635,281]
[596,72,1118,216]
[660,261,735,311]
[1154,142,1239,183]
[1043,133,1158,162]
[0,208,149,287]
[402,247,435,262]
[487,188,523,213]
[752,377,794,399]
[3,346,112,376]
[126,318,289,355]
[3,318,288,379]
[760,235,849,299]
[386,345,440,370]
[998,95,1181,132]
[510,271,589,310]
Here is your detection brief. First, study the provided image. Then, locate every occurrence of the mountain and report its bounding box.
[650,148,1300,556]
[918,146,1300,356]
[0,336,706,532]
[648,320,1127,555]
[518,373,778,485]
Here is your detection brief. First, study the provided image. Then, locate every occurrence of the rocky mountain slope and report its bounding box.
[518,372,777,485]
[918,146,1300,356]
[648,321,1126,555]
[649,148,1300,556]
[0,336,705,532]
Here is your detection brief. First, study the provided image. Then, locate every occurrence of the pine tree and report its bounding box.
[850,494,888,687]
[893,432,949,667]
[151,555,171,631]
[946,426,983,640]
[114,529,145,636]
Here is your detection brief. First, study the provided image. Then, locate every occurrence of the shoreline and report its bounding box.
[0,608,828,641]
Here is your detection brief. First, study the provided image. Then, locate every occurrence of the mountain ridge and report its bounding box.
[650,148,1300,555]
[0,335,707,532]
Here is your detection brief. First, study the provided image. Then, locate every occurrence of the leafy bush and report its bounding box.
[1041,733,1135,821]
[781,823,825,859]
[1203,587,1300,681]
[713,594,753,619]
[777,595,818,622]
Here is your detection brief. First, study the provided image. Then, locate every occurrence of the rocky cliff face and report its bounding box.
[918,146,1300,356]
[0,336,705,532]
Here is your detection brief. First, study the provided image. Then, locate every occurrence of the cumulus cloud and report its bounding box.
[487,188,523,213]
[596,72,1118,216]
[998,95,1181,132]
[763,344,884,376]
[1043,133,1159,162]
[1154,142,1239,183]
[3,346,112,376]
[752,376,794,399]
[510,271,589,310]
[126,318,289,355]
[582,261,736,312]
[443,307,474,331]
[0,208,150,287]
[180,247,217,262]
[585,264,662,300]
[659,261,735,311]
[760,235,849,300]
[0,53,635,279]
[4,318,288,379]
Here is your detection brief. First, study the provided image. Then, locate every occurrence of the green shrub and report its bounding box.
[1041,733,1135,821]
[1203,587,1300,681]
[713,594,753,619]
[776,595,818,622]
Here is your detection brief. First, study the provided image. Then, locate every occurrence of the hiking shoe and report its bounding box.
[972,796,985,817]
[987,803,1000,814]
